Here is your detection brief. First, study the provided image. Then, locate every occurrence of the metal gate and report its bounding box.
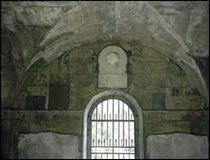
[90,99,135,159]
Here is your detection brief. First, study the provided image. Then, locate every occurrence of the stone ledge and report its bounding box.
[1,109,84,121]
[165,96,206,110]
[144,121,192,136]
[143,111,209,122]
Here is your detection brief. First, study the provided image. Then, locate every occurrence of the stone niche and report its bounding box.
[98,45,128,88]
[18,132,81,159]
[147,133,209,159]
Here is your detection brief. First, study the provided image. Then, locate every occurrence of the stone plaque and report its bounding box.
[152,93,165,110]
[147,133,209,159]
[98,73,127,88]
[98,46,128,88]
[25,96,45,110]
[48,83,69,110]
[18,132,81,159]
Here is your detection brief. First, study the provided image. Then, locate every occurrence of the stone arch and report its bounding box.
[16,2,208,103]
[83,90,144,159]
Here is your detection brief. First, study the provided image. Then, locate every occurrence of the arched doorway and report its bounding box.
[83,91,144,159]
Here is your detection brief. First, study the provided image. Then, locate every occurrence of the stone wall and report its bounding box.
[1,30,16,109]
[1,42,209,159]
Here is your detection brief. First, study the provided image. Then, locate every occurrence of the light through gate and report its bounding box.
[91,99,135,159]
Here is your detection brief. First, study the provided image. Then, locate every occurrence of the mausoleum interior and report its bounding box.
[1,1,209,159]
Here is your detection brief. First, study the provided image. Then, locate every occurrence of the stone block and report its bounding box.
[70,86,95,97]
[127,90,153,110]
[98,73,127,88]
[191,120,209,135]
[48,83,70,110]
[144,121,191,135]
[165,96,205,110]
[49,74,69,82]
[147,133,209,159]
[18,132,81,159]
[17,110,83,135]
[32,73,49,85]
[68,62,86,75]
[69,94,91,109]
[1,79,16,108]
[166,75,190,88]
[129,52,165,63]
[184,88,201,96]
[166,88,201,97]
[171,88,182,96]
[166,63,185,76]
[130,62,168,74]
[25,96,45,110]
[129,74,167,90]
[27,86,48,96]
[143,111,209,122]
[70,75,97,87]
[152,93,165,110]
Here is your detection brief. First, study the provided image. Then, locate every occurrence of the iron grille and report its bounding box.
[90,99,135,159]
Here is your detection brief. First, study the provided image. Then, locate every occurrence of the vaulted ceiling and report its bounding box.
[1,1,209,102]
